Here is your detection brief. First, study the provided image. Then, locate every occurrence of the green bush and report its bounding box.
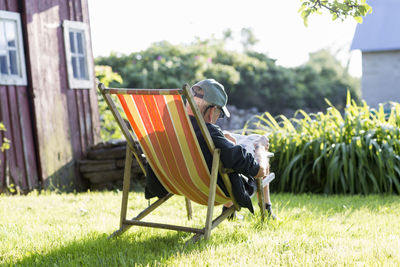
[244,92,400,195]
[95,65,124,141]
[95,37,359,116]
[0,122,10,165]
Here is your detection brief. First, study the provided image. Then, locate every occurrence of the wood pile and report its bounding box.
[79,140,146,191]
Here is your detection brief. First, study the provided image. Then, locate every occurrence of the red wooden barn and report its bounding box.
[0,0,100,192]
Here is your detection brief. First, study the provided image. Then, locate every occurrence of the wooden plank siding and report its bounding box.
[23,0,100,190]
[0,0,39,192]
[1,0,99,192]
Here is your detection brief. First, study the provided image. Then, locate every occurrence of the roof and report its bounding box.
[351,0,400,52]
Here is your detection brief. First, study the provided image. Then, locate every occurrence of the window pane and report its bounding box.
[0,13,27,85]
[79,56,87,79]
[76,32,84,54]
[0,54,8,74]
[69,32,75,53]
[9,50,18,75]
[0,21,6,49]
[63,21,92,87]
[71,56,79,78]
[5,21,16,47]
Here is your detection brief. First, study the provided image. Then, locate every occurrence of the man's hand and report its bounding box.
[254,143,270,178]
[255,165,268,178]
[223,131,237,145]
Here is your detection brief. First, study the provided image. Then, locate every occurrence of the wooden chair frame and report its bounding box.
[98,83,267,242]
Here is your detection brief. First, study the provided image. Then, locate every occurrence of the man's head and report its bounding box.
[187,79,230,124]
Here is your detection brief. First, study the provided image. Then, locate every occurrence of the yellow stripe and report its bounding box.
[178,99,230,202]
[166,95,229,203]
[159,95,207,203]
[142,94,188,197]
[122,95,179,195]
[163,96,208,204]
[121,94,229,204]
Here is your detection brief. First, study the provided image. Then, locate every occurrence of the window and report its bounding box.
[63,20,94,89]
[0,10,27,86]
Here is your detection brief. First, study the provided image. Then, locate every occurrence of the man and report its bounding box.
[145,78,276,219]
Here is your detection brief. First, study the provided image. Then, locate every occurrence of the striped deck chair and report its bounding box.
[98,83,269,242]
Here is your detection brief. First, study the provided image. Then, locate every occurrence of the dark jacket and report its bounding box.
[145,116,260,213]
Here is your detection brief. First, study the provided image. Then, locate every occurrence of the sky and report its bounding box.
[87,0,362,77]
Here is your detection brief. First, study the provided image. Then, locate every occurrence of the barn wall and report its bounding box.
[0,0,39,192]
[362,51,400,108]
[22,0,100,190]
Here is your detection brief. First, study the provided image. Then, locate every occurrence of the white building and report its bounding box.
[351,0,400,109]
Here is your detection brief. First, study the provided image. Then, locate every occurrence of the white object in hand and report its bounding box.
[262,173,275,187]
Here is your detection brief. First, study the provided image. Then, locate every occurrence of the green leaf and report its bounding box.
[354,16,363,24]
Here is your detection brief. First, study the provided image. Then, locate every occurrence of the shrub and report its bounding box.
[95,65,124,141]
[244,92,400,194]
[95,38,360,116]
[0,122,10,165]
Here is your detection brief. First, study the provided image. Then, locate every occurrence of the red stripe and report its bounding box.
[173,95,228,199]
[143,95,206,203]
[118,93,228,203]
[133,95,186,195]
[118,94,178,194]
[155,95,209,204]
[173,96,212,184]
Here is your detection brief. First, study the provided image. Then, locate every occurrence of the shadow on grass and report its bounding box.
[11,194,399,266]
[12,230,206,266]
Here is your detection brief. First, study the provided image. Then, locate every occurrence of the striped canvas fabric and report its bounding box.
[116,91,230,206]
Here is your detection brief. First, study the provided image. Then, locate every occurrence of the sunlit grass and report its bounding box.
[1,190,399,266]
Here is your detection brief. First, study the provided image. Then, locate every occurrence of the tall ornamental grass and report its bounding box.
[244,92,400,194]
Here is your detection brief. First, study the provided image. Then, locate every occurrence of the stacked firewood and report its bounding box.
[79,140,146,191]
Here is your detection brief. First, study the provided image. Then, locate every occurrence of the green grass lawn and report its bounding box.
[1,189,399,266]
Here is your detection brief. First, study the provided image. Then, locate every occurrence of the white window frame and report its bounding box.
[63,20,94,89]
[0,10,27,86]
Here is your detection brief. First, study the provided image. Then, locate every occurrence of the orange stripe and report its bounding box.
[155,95,209,204]
[173,95,210,184]
[165,95,229,204]
[126,94,180,195]
[144,95,206,203]
[131,94,180,194]
[173,95,228,199]
[134,95,188,196]
[127,95,179,195]
[118,92,229,205]
[118,94,178,194]
[108,88,182,95]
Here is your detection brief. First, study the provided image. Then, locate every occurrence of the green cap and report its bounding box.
[192,79,230,118]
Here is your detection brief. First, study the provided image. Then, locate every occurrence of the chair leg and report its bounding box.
[185,197,192,220]
[256,177,265,221]
[204,149,220,239]
[120,146,133,228]
[109,193,174,238]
